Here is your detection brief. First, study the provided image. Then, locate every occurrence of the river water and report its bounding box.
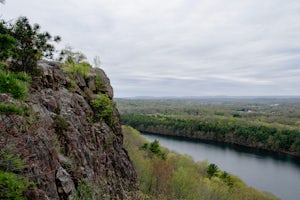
[142,132,300,200]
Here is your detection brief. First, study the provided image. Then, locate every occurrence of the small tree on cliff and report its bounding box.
[0,32,15,62]
[0,17,61,74]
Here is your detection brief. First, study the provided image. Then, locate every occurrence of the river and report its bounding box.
[142,132,300,200]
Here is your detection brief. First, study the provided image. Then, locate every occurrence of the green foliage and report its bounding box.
[116,98,300,130]
[207,163,219,178]
[220,171,234,187]
[0,17,60,74]
[121,113,300,154]
[0,150,35,200]
[149,140,160,155]
[87,116,94,124]
[0,67,31,115]
[140,143,148,150]
[12,71,32,82]
[62,61,92,79]
[71,180,94,200]
[54,115,69,135]
[91,93,114,125]
[0,103,30,116]
[0,171,33,200]
[60,46,92,78]
[95,75,105,93]
[0,68,31,99]
[0,33,16,61]
[66,79,77,93]
[0,151,24,173]
[103,135,115,149]
[169,166,200,199]
[59,46,86,64]
[122,126,279,200]
[141,140,166,159]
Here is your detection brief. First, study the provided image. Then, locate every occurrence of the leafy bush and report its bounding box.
[0,151,24,173]
[71,180,94,200]
[0,103,30,116]
[91,93,114,124]
[0,171,33,200]
[60,47,92,79]
[13,71,32,82]
[207,163,219,178]
[141,140,166,159]
[0,150,35,200]
[62,61,92,79]
[0,68,31,99]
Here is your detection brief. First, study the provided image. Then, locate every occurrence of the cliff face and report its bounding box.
[0,60,137,199]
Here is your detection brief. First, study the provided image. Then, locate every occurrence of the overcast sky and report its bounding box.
[1,0,300,97]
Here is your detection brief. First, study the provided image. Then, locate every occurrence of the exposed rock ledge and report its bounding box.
[0,60,137,199]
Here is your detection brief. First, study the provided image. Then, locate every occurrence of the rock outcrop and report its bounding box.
[0,60,137,199]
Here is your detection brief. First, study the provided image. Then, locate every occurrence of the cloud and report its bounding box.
[1,0,300,97]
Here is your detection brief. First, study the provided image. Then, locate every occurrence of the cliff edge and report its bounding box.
[0,60,137,199]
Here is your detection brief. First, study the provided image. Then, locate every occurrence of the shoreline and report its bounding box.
[139,129,300,159]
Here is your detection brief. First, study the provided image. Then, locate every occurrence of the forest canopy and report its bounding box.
[117,98,300,155]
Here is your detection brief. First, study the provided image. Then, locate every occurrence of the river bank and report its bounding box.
[141,131,300,200]
[139,129,300,159]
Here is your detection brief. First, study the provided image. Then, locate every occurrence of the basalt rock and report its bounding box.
[0,60,137,199]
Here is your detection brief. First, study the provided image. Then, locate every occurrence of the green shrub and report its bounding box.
[141,140,166,159]
[220,171,234,187]
[54,115,69,135]
[0,33,16,61]
[91,93,114,125]
[0,68,31,99]
[207,163,219,178]
[0,103,30,116]
[71,180,94,200]
[0,151,35,200]
[74,62,91,78]
[95,75,105,92]
[66,79,77,93]
[62,61,92,79]
[0,152,24,172]
[13,71,32,82]
[0,171,33,200]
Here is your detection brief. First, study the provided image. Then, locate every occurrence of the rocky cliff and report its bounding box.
[0,60,137,199]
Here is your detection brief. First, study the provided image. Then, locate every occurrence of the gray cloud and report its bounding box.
[1,0,300,97]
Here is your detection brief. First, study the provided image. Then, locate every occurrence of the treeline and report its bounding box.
[116,98,300,129]
[121,114,300,156]
[123,125,279,200]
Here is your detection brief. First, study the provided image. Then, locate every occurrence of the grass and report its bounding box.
[0,68,31,100]
[0,103,30,116]
[62,61,92,79]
